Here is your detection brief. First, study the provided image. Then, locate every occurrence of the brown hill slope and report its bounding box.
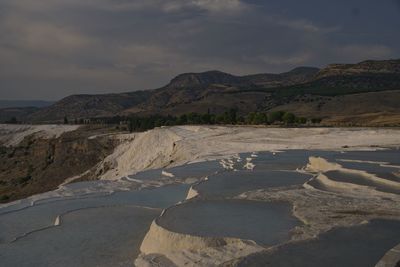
[25,67,320,121]
[2,59,399,125]
[28,91,151,123]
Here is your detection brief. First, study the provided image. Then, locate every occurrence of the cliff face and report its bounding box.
[0,126,117,203]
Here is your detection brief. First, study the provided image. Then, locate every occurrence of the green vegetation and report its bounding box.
[92,109,321,133]
[5,117,18,124]
[267,111,285,124]
[240,73,400,98]
[282,112,296,124]
[0,195,10,202]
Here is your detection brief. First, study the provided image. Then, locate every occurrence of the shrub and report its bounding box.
[0,195,10,202]
[267,111,285,124]
[282,112,296,124]
[296,117,307,124]
[311,118,322,124]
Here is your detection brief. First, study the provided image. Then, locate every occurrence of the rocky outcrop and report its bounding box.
[0,125,117,203]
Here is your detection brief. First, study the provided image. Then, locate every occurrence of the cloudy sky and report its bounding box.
[1,0,399,100]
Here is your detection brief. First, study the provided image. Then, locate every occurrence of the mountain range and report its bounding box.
[2,59,400,126]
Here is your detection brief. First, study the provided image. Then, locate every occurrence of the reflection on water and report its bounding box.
[1,149,399,266]
[0,184,190,243]
[0,206,159,267]
[158,199,299,246]
[335,161,400,182]
[128,160,223,181]
[195,170,311,198]
[0,184,190,267]
[326,170,400,195]
[249,150,341,171]
[237,219,400,267]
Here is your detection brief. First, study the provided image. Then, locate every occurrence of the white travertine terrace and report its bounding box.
[99,126,400,180]
[136,219,264,267]
[306,157,400,195]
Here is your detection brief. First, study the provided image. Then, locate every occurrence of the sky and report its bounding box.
[0,0,399,101]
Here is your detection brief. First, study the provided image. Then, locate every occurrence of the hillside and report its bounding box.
[28,91,151,123]
[2,59,400,125]
[315,59,400,79]
[0,125,117,202]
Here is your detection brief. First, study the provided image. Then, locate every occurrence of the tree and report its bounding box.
[296,117,307,124]
[187,112,199,124]
[201,113,212,124]
[63,116,69,124]
[311,118,322,124]
[216,114,225,124]
[128,119,134,133]
[154,118,163,127]
[246,112,256,124]
[178,114,188,125]
[282,112,295,124]
[6,117,18,124]
[228,108,237,124]
[237,116,245,124]
[253,112,267,124]
[222,111,231,124]
[267,111,284,124]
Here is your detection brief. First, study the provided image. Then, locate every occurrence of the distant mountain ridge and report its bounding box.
[0,100,54,109]
[166,67,320,89]
[2,59,400,125]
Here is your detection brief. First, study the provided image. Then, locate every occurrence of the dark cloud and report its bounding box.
[0,0,399,100]
[351,7,360,16]
[395,0,400,9]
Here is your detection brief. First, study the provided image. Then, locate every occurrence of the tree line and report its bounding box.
[81,109,322,132]
[5,109,322,130]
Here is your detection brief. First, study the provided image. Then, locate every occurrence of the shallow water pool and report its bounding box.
[158,199,299,246]
[195,170,312,198]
